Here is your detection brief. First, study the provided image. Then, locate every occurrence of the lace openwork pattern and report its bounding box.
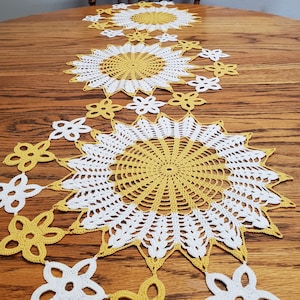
[0,2,295,299]
[57,114,290,268]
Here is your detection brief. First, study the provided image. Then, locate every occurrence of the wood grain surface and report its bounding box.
[0,4,299,299]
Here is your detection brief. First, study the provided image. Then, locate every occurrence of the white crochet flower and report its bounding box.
[206,263,279,300]
[126,95,165,115]
[199,48,230,62]
[82,15,104,22]
[154,32,178,43]
[49,117,91,142]
[112,3,131,10]
[157,1,175,6]
[31,257,107,300]
[0,173,43,215]
[100,29,124,38]
[61,114,283,264]
[188,76,222,92]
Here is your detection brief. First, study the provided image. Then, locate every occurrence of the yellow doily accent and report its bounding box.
[173,40,202,53]
[0,210,65,263]
[110,137,230,215]
[131,11,177,26]
[168,91,206,111]
[100,52,166,81]
[125,30,152,43]
[86,98,123,119]
[204,61,239,77]
[3,140,55,172]
[96,8,113,15]
[88,21,113,31]
[135,2,154,8]
[110,275,165,300]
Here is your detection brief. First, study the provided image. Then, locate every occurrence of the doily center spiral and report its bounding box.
[131,12,177,25]
[110,137,231,215]
[100,53,166,80]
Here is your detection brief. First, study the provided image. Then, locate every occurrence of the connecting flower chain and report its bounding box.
[0,2,294,300]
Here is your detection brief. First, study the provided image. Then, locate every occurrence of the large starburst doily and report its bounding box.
[84,2,198,34]
[54,113,292,270]
[110,6,197,32]
[0,110,293,299]
[66,43,194,96]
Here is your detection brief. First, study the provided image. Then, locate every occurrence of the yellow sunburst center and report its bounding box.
[131,12,177,25]
[100,53,165,80]
[110,137,231,215]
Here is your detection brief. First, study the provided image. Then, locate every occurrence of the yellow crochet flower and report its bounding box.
[3,140,55,172]
[96,8,113,15]
[173,40,202,53]
[204,61,238,77]
[0,211,65,263]
[135,1,154,8]
[88,21,113,31]
[125,30,152,43]
[168,91,206,111]
[86,98,123,120]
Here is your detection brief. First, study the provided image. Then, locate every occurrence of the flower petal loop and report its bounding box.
[86,98,123,120]
[0,173,43,215]
[49,117,91,142]
[0,211,65,263]
[126,95,165,115]
[31,257,108,300]
[168,91,206,111]
[206,263,280,300]
[3,140,55,172]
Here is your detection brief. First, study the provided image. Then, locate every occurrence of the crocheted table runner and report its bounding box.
[0,2,294,299]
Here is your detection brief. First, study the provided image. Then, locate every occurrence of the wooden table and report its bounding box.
[0,4,299,299]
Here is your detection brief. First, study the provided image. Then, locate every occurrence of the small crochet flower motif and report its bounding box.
[125,30,152,43]
[168,91,206,111]
[157,0,175,6]
[88,21,113,31]
[31,257,107,300]
[100,29,124,38]
[82,15,104,22]
[205,61,238,77]
[0,173,43,215]
[86,98,123,119]
[0,211,65,263]
[3,140,55,172]
[112,3,131,10]
[154,32,178,43]
[126,96,165,115]
[96,8,113,15]
[187,76,221,92]
[136,1,153,8]
[49,117,91,142]
[173,40,202,53]
[199,48,230,62]
[206,263,279,300]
